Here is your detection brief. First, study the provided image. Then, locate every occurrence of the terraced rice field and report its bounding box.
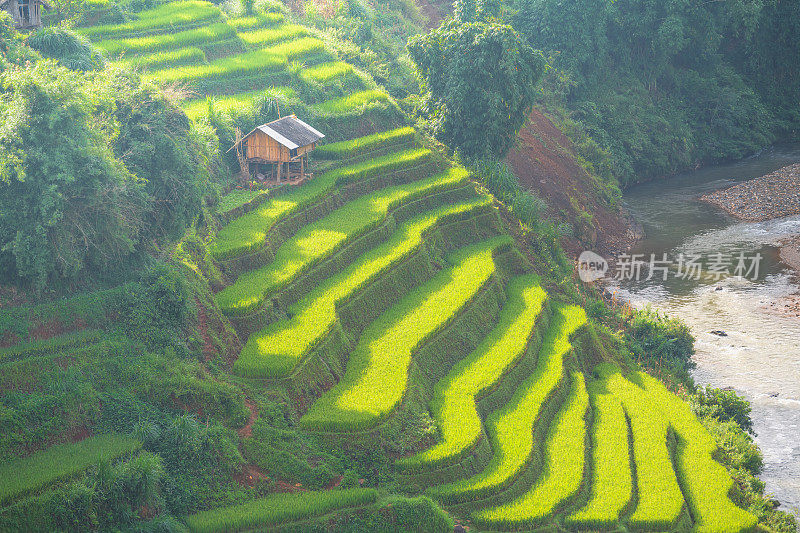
[300,236,512,432]
[63,4,763,530]
[0,434,142,504]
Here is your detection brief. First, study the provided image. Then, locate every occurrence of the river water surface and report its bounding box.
[616,143,800,516]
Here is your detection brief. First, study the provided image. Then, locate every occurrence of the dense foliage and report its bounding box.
[0,18,212,290]
[407,15,544,158]
[512,0,800,184]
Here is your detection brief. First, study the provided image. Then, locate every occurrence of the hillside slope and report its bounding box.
[0,2,785,532]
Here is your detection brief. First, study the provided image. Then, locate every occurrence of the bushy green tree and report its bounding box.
[407,18,544,159]
[0,61,144,289]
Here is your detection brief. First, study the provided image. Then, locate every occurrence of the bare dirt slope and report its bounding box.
[506,108,637,258]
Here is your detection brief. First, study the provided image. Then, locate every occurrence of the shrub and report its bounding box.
[0,434,142,504]
[26,26,105,70]
[216,163,456,314]
[183,488,379,532]
[429,304,587,501]
[624,306,695,375]
[300,236,512,432]
[474,373,588,529]
[691,386,754,435]
[235,192,488,379]
[399,274,547,470]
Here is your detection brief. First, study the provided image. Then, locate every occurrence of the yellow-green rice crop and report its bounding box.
[234,187,486,379]
[565,373,633,529]
[96,23,236,56]
[312,89,391,116]
[226,12,284,31]
[635,372,757,533]
[215,165,457,314]
[210,147,431,265]
[300,236,512,432]
[120,47,206,70]
[80,1,221,40]
[399,274,546,470]
[474,372,589,529]
[145,47,286,85]
[239,24,309,47]
[182,86,295,121]
[184,488,378,532]
[428,304,587,501]
[604,366,686,530]
[215,189,271,216]
[0,434,141,504]
[315,127,416,159]
[300,61,354,84]
[264,36,325,60]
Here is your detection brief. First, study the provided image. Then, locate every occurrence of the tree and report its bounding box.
[407,18,544,159]
[0,61,145,290]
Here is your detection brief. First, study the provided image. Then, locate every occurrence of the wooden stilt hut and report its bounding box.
[228,115,325,184]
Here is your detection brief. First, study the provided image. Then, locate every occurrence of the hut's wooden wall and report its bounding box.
[244,131,316,162]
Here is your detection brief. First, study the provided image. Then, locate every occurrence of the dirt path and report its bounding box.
[194,297,215,361]
[238,398,258,439]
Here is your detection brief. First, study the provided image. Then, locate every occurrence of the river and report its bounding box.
[616,143,800,517]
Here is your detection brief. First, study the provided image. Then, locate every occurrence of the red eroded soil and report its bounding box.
[506,108,638,259]
[234,464,269,487]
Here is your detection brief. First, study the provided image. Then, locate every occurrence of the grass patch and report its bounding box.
[234,190,488,379]
[238,24,309,47]
[299,236,512,432]
[315,127,416,159]
[474,372,589,529]
[565,374,633,529]
[263,36,325,60]
[216,164,455,315]
[182,86,295,121]
[399,274,546,470]
[145,47,286,85]
[184,488,379,532]
[96,22,236,56]
[120,47,206,70]
[300,61,354,84]
[0,434,142,504]
[312,89,391,116]
[0,329,105,363]
[603,365,686,530]
[428,304,587,501]
[80,1,221,41]
[636,372,758,533]
[210,147,431,266]
[226,12,285,31]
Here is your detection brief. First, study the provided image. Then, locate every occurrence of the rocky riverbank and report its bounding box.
[700,163,800,221]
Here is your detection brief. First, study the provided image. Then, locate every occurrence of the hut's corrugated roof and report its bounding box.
[257,116,324,150]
